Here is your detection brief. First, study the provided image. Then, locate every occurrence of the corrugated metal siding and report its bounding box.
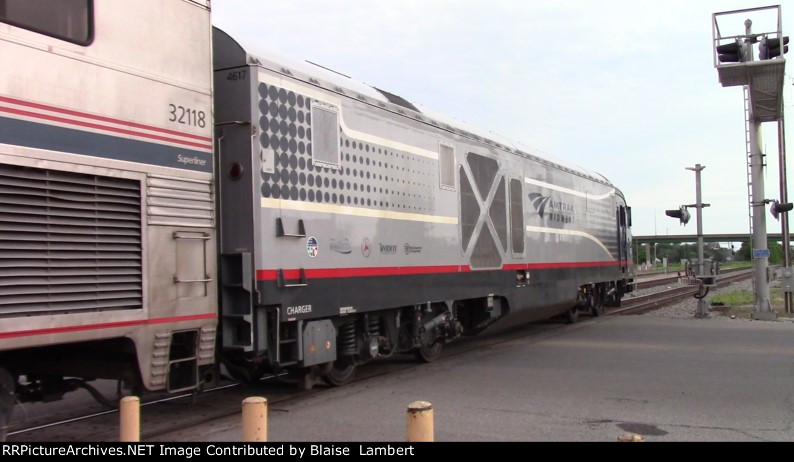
[146,175,213,228]
[0,164,142,316]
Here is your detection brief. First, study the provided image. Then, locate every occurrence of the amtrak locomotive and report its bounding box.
[0,0,633,435]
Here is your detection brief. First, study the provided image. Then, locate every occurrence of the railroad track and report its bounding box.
[613,269,755,315]
[634,266,751,290]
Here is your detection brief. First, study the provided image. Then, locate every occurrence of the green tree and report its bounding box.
[704,242,730,262]
[738,240,784,263]
[636,245,647,264]
[769,240,783,264]
[739,241,751,261]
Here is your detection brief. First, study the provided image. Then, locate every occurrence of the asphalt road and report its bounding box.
[171,315,794,442]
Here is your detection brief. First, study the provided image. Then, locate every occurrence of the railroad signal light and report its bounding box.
[759,36,789,60]
[771,200,794,221]
[665,206,691,226]
[716,40,748,63]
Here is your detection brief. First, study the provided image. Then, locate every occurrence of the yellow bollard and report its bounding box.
[406,401,433,442]
[618,433,644,442]
[242,396,268,442]
[119,396,140,442]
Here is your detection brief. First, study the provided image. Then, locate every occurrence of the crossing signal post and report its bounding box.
[759,36,789,60]
[713,6,787,318]
[770,199,793,312]
[770,200,793,220]
[665,206,691,225]
[665,165,711,318]
[717,41,748,63]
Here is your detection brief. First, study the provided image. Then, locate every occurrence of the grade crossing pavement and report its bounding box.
[155,315,794,442]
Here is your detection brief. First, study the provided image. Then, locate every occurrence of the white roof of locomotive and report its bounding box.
[216,28,612,187]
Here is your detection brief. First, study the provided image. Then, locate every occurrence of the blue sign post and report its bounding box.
[753,249,771,259]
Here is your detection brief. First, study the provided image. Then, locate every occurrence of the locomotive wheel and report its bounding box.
[565,307,579,324]
[221,359,265,386]
[415,342,443,363]
[590,299,605,317]
[322,357,357,387]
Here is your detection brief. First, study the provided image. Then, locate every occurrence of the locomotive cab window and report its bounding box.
[310,101,341,169]
[0,0,93,45]
[439,143,455,191]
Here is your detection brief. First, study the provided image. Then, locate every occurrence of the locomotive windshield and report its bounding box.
[0,0,92,45]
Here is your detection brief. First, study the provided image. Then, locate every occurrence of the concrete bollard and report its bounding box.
[242,396,268,442]
[119,396,140,442]
[406,401,433,442]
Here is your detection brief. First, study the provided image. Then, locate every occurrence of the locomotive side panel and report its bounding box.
[248,72,621,316]
[213,28,632,377]
[217,69,622,320]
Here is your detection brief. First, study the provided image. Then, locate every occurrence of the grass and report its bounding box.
[718,261,754,270]
[710,290,755,306]
[637,261,752,275]
[710,288,793,319]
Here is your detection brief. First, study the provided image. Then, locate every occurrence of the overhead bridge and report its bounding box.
[634,234,785,245]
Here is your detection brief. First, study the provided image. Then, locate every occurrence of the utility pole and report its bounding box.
[686,164,710,318]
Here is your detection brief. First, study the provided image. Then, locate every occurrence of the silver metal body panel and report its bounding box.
[0,0,216,391]
[302,320,336,367]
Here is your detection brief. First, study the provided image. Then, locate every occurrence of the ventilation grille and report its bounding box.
[459,166,479,251]
[471,227,502,269]
[509,179,525,254]
[310,103,340,169]
[459,153,506,269]
[490,178,507,252]
[147,175,213,228]
[0,164,143,316]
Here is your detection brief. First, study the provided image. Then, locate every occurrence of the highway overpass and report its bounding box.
[633,233,785,245]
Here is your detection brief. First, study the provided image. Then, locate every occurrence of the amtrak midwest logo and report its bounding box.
[528,193,575,224]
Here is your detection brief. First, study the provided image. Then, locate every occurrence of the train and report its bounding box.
[0,0,633,437]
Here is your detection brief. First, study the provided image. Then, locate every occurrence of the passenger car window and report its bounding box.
[0,0,92,45]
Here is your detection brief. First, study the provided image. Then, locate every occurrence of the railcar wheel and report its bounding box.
[322,358,357,387]
[415,342,443,363]
[0,368,14,442]
[565,307,579,324]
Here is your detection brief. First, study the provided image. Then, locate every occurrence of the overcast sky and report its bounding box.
[213,1,794,238]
